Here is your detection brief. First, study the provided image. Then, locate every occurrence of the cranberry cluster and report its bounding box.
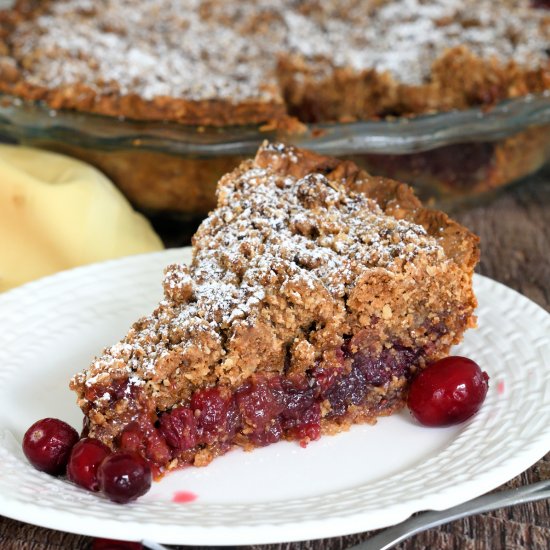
[175,375,322,448]
[23,419,151,504]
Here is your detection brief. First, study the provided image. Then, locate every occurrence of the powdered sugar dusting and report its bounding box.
[10,0,276,102]
[285,0,549,85]
[5,0,549,100]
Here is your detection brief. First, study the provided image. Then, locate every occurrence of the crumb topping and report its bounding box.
[74,143,449,404]
[4,0,548,102]
[306,0,549,85]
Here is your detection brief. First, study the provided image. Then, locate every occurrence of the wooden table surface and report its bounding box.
[1,166,549,550]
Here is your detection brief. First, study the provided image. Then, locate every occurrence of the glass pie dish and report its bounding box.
[0,92,549,217]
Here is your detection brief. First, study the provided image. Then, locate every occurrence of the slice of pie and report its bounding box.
[70,142,479,475]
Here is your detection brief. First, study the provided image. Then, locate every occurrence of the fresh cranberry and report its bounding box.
[407,356,489,427]
[92,538,143,549]
[158,406,198,452]
[22,418,79,476]
[98,453,152,504]
[67,438,112,491]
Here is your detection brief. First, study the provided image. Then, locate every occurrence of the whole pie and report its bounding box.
[70,143,479,474]
[0,0,548,125]
[0,0,548,217]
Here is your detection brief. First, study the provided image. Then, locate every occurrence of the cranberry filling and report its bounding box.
[324,345,419,418]
[191,387,233,445]
[119,420,171,468]
[235,378,284,429]
[128,342,421,469]
[158,406,197,452]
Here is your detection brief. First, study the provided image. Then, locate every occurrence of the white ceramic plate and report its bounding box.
[0,248,549,545]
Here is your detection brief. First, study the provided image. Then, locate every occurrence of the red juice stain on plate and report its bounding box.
[172,490,198,503]
[497,380,505,395]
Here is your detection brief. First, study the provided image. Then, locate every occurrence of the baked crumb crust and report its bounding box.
[0,0,548,125]
[70,143,478,468]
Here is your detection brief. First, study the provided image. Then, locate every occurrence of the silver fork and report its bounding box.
[141,479,550,550]
[348,479,550,550]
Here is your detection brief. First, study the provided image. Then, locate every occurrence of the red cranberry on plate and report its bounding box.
[531,1,550,9]
[92,538,143,550]
[22,418,79,476]
[67,438,112,491]
[98,453,152,504]
[407,356,489,427]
